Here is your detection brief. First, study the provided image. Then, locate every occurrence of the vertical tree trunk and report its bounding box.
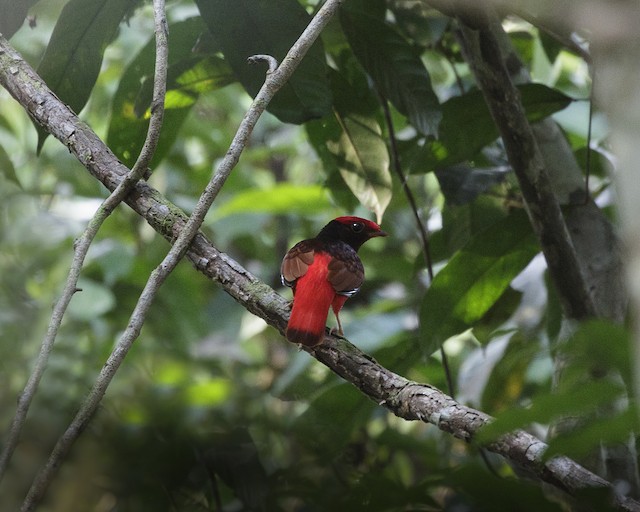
[439,0,639,494]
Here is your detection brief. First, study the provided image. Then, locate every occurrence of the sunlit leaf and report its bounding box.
[134,55,235,117]
[195,0,332,124]
[107,17,207,167]
[420,210,538,355]
[213,183,330,219]
[341,0,442,136]
[35,0,139,152]
[185,378,231,406]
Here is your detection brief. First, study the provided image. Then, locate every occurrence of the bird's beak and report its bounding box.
[369,230,388,238]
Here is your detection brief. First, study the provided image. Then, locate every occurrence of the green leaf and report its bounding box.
[340,0,442,136]
[420,210,538,355]
[307,112,392,223]
[195,0,332,124]
[477,380,626,444]
[438,195,508,257]
[213,184,330,219]
[411,83,573,172]
[107,17,207,167]
[35,0,139,152]
[306,70,392,222]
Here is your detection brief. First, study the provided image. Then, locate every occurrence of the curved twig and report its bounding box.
[0,0,169,485]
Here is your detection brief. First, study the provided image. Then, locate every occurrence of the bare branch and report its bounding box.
[0,0,169,485]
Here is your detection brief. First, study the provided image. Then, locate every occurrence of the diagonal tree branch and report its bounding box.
[1,24,639,512]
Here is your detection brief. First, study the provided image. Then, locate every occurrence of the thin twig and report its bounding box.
[584,71,594,203]
[18,1,345,510]
[0,0,169,485]
[376,92,455,398]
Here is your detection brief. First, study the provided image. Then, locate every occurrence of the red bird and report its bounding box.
[281,216,387,347]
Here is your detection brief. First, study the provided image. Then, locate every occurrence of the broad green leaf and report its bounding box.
[213,184,330,219]
[420,210,538,355]
[35,0,139,152]
[388,0,449,48]
[306,70,392,222]
[411,83,573,172]
[108,17,208,167]
[331,111,392,223]
[477,379,626,444]
[307,113,392,223]
[195,0,332,124]
[341,0,442,136]
[134,55,235,117]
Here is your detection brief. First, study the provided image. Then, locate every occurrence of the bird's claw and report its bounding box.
[329,326,344,338]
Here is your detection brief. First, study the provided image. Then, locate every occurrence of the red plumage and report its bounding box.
[281,216,387,347]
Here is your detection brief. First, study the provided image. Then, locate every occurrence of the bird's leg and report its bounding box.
[330,312,344,337]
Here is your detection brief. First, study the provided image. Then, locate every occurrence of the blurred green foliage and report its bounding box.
[0,0,629,511]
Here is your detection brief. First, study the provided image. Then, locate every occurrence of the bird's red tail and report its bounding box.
[286,253,335,346]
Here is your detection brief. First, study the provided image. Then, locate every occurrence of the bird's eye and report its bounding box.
[351,222,364,233]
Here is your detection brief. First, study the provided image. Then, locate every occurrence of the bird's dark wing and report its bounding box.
[327,246,364,296]
[281,240,315,288]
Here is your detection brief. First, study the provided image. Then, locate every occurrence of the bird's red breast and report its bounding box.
[281,217,387,347]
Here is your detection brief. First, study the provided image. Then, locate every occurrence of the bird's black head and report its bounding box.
[317,216,387,251]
